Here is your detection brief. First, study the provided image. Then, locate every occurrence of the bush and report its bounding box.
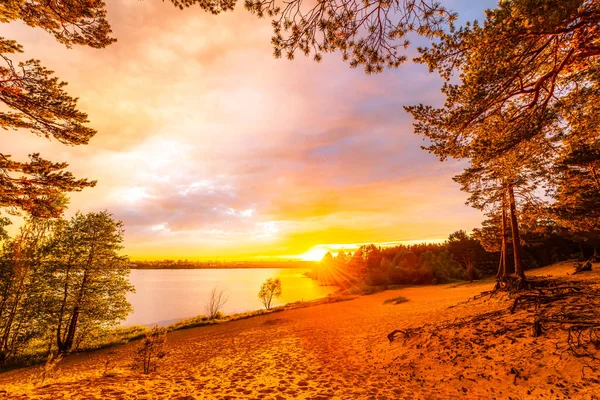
[205,287,228,320]
[134,326,167,374]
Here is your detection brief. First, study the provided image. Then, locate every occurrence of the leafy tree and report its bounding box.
[47,211,133,354]
[0,217,10,242]
[258,278,282,310]
[0,217,53,364]
[358,244,381,275]
[347,248,366,276]
[548,93,600,259]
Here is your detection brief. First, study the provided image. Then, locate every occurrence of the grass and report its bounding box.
[383,295,409,305]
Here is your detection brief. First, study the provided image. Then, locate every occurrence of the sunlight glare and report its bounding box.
[298,247,329,261]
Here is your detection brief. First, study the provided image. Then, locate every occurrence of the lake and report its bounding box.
[123,268,336,326]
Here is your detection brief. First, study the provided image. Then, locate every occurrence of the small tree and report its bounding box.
[205,287,228,320]
[258,278,282,310]
[135,326,167,374]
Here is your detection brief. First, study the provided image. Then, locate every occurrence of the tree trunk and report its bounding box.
[496,251,504,278]
[508,185,525,278]
[466,258,474,282]
[501,195,510,277]
[59,307,80,354]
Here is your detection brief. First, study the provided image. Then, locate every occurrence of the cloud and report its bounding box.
[2,0,490,259]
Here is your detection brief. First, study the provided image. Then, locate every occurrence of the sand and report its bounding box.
[1,262,599,399]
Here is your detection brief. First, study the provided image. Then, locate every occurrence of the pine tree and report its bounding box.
[0,1,116,215]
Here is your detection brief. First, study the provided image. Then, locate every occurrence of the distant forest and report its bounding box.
[311,230,598,288]
[131,259,316,269]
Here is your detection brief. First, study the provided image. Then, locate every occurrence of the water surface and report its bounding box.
[124,268,335,326]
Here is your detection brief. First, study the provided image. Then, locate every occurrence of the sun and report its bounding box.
[298,247,329,262]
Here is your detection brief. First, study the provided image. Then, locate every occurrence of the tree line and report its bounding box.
[312,228,596,288]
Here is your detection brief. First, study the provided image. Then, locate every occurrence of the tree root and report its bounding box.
[573,259,593,274]
[387,328,421,344]
[387,274,600,370]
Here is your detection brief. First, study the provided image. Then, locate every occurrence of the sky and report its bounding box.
[2,0,498,260]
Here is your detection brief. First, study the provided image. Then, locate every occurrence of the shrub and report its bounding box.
[205,287,228,320]
[134,326,167,374]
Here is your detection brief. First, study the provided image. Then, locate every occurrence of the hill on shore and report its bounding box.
[1,261,599,399]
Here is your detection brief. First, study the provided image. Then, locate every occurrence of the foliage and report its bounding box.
[205,287,228,320]
[258,278,282,310]
[0,212,133,365]
[447,230,482,281]
[0,3,107,215]
[0,217,54,365]
[404,0,600,280]
[314,227,589,288]
[134,326,167,374]
[47,212,134,354]
[245,0,455,73]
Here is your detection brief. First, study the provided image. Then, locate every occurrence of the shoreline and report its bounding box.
[3,261,596,399]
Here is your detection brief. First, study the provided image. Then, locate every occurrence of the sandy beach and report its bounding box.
[1,262,598,399]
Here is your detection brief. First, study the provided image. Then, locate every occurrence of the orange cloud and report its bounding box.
[2,1,486,260]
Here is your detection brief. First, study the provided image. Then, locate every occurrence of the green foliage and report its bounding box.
[0,212,133,365]
[258,278,282,310]
[0,217,10,241]
[47,211,134,354]
[0,217,55,365]
[404,0,600,279]
[314,232,510,287]
[1,1,115,48]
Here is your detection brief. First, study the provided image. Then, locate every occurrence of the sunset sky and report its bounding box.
[3,0,497,260]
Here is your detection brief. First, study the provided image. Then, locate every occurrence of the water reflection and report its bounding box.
[124,268,336,326]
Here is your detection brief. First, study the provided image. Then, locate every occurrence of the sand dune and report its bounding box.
[1,262,599,399]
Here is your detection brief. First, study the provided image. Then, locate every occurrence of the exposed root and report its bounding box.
[387,269,600,371]
[387,328,422,344]
[573,259,593,275]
